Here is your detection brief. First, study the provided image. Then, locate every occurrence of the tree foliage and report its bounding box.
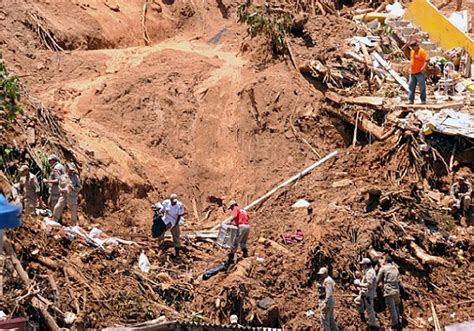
[0,54,23,123]
[238,0,293,55]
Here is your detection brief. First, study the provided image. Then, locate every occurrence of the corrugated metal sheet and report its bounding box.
[103,320,281,331]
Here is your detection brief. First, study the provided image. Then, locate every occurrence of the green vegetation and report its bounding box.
[238,0,293,55]
[0,54,23,123]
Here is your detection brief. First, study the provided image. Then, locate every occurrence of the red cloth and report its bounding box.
[232,207,249,226]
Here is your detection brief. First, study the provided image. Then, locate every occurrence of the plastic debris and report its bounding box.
[386,1,405,17]
[64,312,77,324]
[139,251,151,273]
[292,199,310,208]
[305,309,315,317]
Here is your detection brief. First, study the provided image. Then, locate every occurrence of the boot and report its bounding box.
[224,253,234,270]
[242,248,248,258]
[172,247,181,260]
[359,312,366,324]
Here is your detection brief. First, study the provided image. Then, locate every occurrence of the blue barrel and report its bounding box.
[0,194,21,229]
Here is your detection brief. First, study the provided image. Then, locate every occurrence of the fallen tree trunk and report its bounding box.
[326,107,385,140]
[409,242,450,267]
[4,239,60,330]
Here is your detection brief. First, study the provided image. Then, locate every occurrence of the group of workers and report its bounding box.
[7,154,82,225]
[152,195,250,262]
[318,255,401,331]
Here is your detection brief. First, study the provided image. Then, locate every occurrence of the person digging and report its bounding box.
[224,200,250,269]
[354,258,379,330]
[450,175,472,219]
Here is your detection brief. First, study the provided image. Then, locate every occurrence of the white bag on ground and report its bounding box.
[139,251,151,273]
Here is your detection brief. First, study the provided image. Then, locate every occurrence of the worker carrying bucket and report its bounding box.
[224,200,250,269]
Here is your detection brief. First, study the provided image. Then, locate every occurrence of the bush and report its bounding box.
[0,55,23,123]
[238,0,293,55]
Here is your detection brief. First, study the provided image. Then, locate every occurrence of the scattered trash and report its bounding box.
[230,314,238,324]
[202,263,226,281]
[292,199,310,208]
[64,312,77,325]
[35,208,52,217]
[305,309,315,317]
[89,227,103,238]
[386,1,405,17]
[0,311,6,320]
[257,297,275,310]
[138,251,151,273]
[256,256,265,263]
[281,229,304,245]
[43,217,62,227]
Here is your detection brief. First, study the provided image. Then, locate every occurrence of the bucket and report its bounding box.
[216,223,238,249]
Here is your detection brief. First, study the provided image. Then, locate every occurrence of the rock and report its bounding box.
[257,297,275,310]
[292,199,310,208]
[332,179,353,188]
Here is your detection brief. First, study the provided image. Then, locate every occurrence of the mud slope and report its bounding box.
[0,0,339,224]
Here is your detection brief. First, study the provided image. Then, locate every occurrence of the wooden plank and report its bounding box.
[372,52,410,92]
[344,96,384,107]
[326,107,385,140]
[395,102,464,110]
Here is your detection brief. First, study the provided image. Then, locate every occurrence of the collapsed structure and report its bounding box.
[0,0,473,330]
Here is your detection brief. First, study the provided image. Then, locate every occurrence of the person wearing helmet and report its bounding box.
[225,200,250,268]
[154,193,185,258]
[52,163,82,225]
[18,165,40,215]
[43,154,65,211]
[318,267,339,331]
[354,258,378,329]
[450,175,472,217]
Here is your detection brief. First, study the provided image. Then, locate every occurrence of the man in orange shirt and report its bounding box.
[408,40,428,104]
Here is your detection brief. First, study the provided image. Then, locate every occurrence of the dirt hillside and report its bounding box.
[0,0,473,330]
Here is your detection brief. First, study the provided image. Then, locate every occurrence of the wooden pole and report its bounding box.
[211,151,338,231]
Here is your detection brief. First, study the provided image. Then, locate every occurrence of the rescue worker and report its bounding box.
[19,165,40,215]
[43,154,65,211]
[318,267,340,331]
[408,40,428,105]
[154,193,185,258]
[354,258,378,330]
[376,256,401,330]
[225,200,250,268]
[9,183,23,209]
[52,163,82,225]
[450,175,472,216]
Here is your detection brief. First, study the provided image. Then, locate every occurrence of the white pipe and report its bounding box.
[211,150,338,231]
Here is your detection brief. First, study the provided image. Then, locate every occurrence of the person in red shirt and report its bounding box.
[408,40,428,104]
[225,200,250,268]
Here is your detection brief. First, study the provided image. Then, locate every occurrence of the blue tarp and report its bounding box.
[0,193,21,229]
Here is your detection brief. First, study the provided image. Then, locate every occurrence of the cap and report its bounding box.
[47,154,59,162]
[228,200,237,209]
[67,162,77,172]
[317,267,328,275]
[19,165,29,172]
[410,40,419,47]
[359,258,371,265]
[169,193,178,201]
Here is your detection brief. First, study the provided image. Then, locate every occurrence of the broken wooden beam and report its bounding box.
[409,242,450,267]
[258,237,295,256]
[325,107,385,140]
[394,101,464,110]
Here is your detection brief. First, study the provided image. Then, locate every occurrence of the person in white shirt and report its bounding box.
[153,193,185,258]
